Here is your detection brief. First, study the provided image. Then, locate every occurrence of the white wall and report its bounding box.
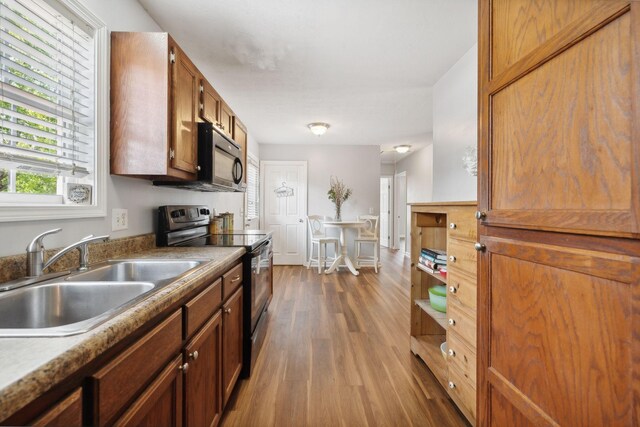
[380,163,395,176]
[0,0,248,257]
[432,44,478,202]
[259,144,380,258]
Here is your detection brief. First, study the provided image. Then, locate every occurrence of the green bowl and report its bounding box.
[428,286,447,313]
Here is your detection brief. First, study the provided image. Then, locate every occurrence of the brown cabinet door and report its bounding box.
[219,102,234,140]
[233,119,247,183]
[479,0,640,239]
[31,388,82,427]
[170,40,199,176]
[200,79,221,126]
[478,2,640,426]
[113,354,184,427]
[184,311,223,427]
[222,287,243,407]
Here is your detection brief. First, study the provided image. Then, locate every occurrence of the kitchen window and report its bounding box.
[0,0,107,221]
[246,154,259,220]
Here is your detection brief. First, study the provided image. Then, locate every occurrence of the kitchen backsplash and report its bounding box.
[0,233,155,283]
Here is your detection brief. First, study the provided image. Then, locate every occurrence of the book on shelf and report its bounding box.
[419,258,443,270]
[419,255,446,266]
[417,263,436,274]
[421,248,447,261]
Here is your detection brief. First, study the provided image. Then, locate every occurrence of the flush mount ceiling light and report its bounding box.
[394,145,411,154]
[307,122,330,136]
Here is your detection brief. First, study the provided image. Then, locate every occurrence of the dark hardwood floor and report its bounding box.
[221,249,468,426]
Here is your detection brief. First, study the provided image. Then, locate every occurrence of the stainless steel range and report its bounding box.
[157,205,272,378]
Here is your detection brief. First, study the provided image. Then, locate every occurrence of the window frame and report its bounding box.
[0,0,107,222]
[245,153,259,221]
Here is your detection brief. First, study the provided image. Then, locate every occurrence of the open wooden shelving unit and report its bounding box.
[410,201,477,425]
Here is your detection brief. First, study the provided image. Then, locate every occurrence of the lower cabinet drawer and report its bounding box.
[90,310,182,426]
[31,388,82,427]
[446,329,477,386]
[184,278,222,339]
[222,263,243,301]
[447,300,476,349]
[447,238,477,278]
[448,367,476,422]
[447,269,477,312]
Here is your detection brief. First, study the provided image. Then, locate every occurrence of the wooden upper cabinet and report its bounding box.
[169,41,199,175]
[200,79,221,126]
[110,32,198,181]
[479,1,639,238]
[233,119,248,183]
[219,102,234,140]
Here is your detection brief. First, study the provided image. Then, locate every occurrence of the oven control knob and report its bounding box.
[200,208,210,216]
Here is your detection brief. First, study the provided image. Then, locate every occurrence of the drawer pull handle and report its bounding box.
[448,318,456,326]
[189,351,199,361]
[474,242,486,252]
[448,349,456,357]
[231,275,241,283]
[448,381,456,389]
[449,255,456,263]
[449,286,457,294]
[449,222,457,229]
[179,362,189,373]
[475,211,486,220]
[224,307,232,314]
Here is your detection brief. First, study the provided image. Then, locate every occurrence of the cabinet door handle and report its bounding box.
[224,307,232,314]
[449,286,457,294]
[448,381,456,389]
[449,255,456,263]
[231,275,241,283]
[475,211,486,220]
[448,348,456,357]
[449,222,457,229]
[475,242,486,252]
[178,362,189,373]
[448,318,456,326]
[189,351,199,361]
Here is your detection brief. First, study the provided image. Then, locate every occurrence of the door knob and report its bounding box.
[298,219,303,223]
[474,243,486,252]
[475,211,486,220]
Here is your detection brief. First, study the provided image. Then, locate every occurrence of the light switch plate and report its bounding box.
[112,208,128,231]
[369,207,374,214]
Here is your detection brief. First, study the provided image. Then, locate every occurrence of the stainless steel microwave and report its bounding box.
[197,122,245,192]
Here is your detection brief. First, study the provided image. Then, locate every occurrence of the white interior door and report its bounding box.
[394,171,407,252]
[261,161,307,265]
[380,177,391,248]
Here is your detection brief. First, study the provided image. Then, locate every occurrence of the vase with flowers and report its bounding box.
[327,176,352,221]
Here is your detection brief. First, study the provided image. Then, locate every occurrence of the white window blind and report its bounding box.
[246,156,259,219]
[0,0,95,200]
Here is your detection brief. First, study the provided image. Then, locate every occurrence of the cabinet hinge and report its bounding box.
[200,84,204,93]
[200,103,204,111]
[169,148,175,159]
[169,51,176,64]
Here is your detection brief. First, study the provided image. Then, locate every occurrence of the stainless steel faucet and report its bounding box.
[26,229,110,277]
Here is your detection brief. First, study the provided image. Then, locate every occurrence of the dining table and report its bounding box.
[321,219,366,276]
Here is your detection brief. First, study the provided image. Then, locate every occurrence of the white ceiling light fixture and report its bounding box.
[394,145,411,154]
[307,122,330,136]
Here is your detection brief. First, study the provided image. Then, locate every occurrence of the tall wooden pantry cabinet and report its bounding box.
[477,1,639,426]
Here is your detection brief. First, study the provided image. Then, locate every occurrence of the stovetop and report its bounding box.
[157,205,272,249]
[175,232,271,250]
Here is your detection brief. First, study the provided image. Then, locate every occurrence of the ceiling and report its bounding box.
[138,0,477,146]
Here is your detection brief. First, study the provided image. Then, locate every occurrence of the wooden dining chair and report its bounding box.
[306,215,339,273]
[355,215,379,273]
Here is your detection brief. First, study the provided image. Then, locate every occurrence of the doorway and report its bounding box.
[380,176,393,248]
[394,171,407,253]
[260,161,308,265]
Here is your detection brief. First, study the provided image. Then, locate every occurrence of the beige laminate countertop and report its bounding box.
[0,246,245,421]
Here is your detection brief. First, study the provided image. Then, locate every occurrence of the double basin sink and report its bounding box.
[0,259,207,337]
